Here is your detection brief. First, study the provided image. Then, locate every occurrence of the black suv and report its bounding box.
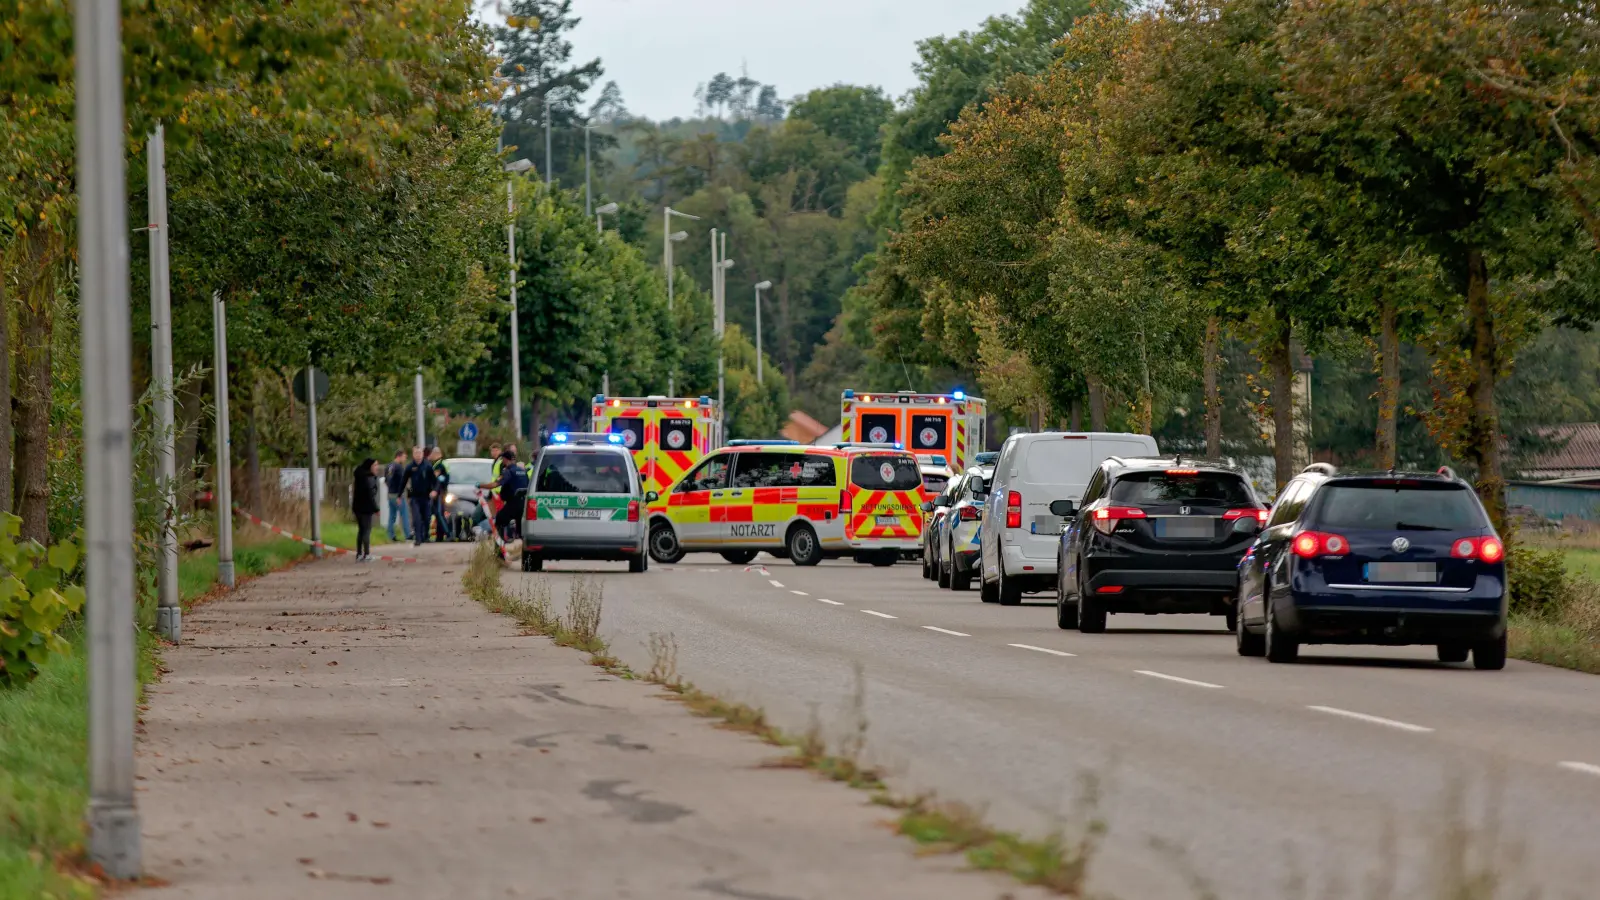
[1052,458,1267,633]
[1235,464,1507,668]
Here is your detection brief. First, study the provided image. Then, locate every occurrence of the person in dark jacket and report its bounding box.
[402,446,437,546]
[484,448,528,542]
[384,450,411,542]
[352,458,381,561]
[430,446,450,542]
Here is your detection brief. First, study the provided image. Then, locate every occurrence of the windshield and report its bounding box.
[535,451,632,494]
[1110,471,1254,507]
[922,472,950,494]
[446,460,493,486]
[849,454,922,491]
[1313,482,1487,531]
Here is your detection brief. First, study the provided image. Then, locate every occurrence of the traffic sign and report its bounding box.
[292,368,330,404]
[459,422,479,441]
[456,440,477,457]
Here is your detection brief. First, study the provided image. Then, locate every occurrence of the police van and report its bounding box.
[522,432,657,574]
[647,441,926,567]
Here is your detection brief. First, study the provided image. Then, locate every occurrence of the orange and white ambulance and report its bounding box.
[591,394,722,504]
[646,440,926,567]
[840,390,988,473]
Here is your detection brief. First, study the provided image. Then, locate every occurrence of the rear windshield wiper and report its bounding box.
[1394,521,1449,531]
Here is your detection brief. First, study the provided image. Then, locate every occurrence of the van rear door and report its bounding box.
[1015,436,1094,558]
[848,453,923,542]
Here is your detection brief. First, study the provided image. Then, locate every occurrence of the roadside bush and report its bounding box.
[1507,545,1570,616]
[0,517,84,689]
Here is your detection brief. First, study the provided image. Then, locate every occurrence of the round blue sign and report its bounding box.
[458,422,479,440]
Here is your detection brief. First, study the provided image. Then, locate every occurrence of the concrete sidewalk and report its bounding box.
[138,545,1039,900]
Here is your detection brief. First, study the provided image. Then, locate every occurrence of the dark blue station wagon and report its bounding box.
[1235,465,1507,669]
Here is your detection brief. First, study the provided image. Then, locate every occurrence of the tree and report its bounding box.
[590,81,630,124]
[495,0,606,184]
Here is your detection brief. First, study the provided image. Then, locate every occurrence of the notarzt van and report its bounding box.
[646,441,926,567]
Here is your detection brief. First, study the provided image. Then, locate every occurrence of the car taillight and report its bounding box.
[1223,508,1270,523]
[959,505,981,521]
[526,499,537,519]
[1292,530,1350,558]
[1005,491,1022,529]
[1091,506,1146,535]
[1452,536,1504,562]
[840,490,852,515]
[627,499,640,522]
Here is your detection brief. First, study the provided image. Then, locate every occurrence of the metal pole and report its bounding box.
[78,0,141,877]
[213,292,234,589]
[544,93,552,186]
[585,125,592,217]
[755,284,763,387]
[602,371,609,396]
[414,369,425,446]
[712,230,724,429]
[666,217,676,396]
[306,366,322,558]
[508,180,523,438]
[147,124,179,637]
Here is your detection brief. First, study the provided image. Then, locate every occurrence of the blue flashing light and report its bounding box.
[592,394,604,404]
[843,389,856,399]
[952,390,965,401]
[551,432,569,443]
[607,433,624,444]
[895,441,904,450]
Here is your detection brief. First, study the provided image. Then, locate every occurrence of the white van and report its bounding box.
[978,431,1159,605]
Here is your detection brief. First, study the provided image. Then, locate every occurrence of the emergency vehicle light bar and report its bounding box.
[726,439,799,446]
[551,432,624,445]
[834,442,905,450]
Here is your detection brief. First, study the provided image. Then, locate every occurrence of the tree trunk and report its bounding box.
[1203,316,1222,458]
[1375,298,1400,470]
[1268,314,1295,493]
[13,230,56,542]
[0,253,13,517]
[1086,373,1107,431]
[1070,396,1082,432]
[1463,249,1505,532]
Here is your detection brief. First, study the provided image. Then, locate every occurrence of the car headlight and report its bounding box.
[444,493,457,505]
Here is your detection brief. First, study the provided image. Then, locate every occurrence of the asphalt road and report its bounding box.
[511,555,1600,900]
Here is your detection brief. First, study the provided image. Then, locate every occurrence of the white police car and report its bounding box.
[522,432,656,573]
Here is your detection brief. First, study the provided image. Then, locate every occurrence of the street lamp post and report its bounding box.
[663,206,699,396]
[711,230,734,431]
[544,93,552,187]
[754,281,772,386]
[596,201,618,234]
[505,158,533,437]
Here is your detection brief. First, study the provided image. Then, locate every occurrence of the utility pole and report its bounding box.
[504,161,530,438]
[306,366,322,558]
[213,292,234,589]
[414,369,425,447]
[585,123,592,217]
[544,92,553,187]
[78,0,141,877]
[754,281,772,386]
[712,231,733,431]
[662,207,698,396]
[147,123,178,638]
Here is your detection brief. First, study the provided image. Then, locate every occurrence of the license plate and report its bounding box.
[1157,517,1213,539]
[1366,562,1435,583]
[874,515,901,526]
[564,509,603,520]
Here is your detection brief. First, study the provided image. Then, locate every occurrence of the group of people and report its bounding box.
[348,442,532,561]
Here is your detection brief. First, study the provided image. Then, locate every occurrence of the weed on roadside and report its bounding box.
[895,787,1104,897]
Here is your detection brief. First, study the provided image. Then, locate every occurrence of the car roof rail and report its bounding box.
[726,439,799,446]
[834,441,904,450]
[1302,462,1337,476]
[1105,455,1126,467]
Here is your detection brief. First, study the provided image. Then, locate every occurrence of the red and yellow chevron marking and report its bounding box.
[848,489,924,540]
[841,400,854,443]
[955,412,967,469]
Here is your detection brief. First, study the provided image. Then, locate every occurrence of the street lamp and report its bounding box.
[504,158,533,438]
[663,208,699,396]
[754,281,772,386]
[712,228,735,428]
[596,201,618,234]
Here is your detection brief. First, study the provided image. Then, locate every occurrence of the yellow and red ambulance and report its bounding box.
[840,390,988,473]
[591,394,722,505]
[646,440,926,567]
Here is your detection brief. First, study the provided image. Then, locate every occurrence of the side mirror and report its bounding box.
[1049,499,1077,517]
[972,490,988,501]
[1232,516,1260,535]
[921,500,935,513]
[645,491,660,503]
[934,496,952,508]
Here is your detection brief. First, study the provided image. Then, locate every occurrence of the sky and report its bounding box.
[477,0,1026,121]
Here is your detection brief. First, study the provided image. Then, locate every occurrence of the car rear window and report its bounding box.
[1313,482,1486,531]
[1110,471,1253,507]
[850,454,922,491]
[535,451,631,494]
[922,473,949,494]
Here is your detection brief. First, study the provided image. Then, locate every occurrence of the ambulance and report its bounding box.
[646,440,926,567]
[840,390,989,473]
[591,395,723,504]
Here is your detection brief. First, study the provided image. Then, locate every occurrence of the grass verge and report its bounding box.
[461,543,1101,895]
[0,530,334,898]
[1508,556,1600,675]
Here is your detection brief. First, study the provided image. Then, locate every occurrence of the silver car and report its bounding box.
[522,434,655,573]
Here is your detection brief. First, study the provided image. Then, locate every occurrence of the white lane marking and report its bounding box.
[1307,705,1434,734]
[922,626,970,637]
[790,590,809,596]
[1136,670,1224,689]
[1008,643,1077,657]
[1559,761,1600,778]
[817,598,843,606]
[861,610,898,619]
[768,580,785,588]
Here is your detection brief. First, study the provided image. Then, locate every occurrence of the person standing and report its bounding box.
[352,458,381,561]
[403,445,436,546]
[384,450,411,542]
[430,446,450,542]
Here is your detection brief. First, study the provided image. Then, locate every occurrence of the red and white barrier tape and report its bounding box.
[201,494,424,563]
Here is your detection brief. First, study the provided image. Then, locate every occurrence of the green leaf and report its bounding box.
[24,565,59,594]
[61,584,85,613]
[46,540,79,572]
